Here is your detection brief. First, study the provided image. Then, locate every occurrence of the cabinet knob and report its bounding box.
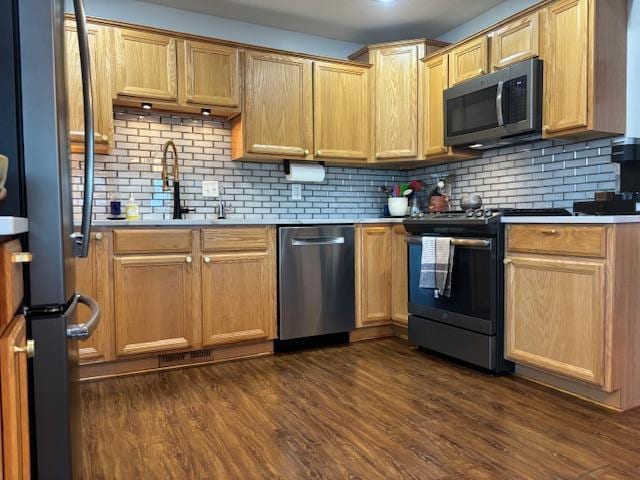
[185,256,193,264]
[203,256,211,264]
[11,252,32,264]
[14,339,35,358]
[503,259,512,265]
[304,149,309,156]
[95,232,103,241]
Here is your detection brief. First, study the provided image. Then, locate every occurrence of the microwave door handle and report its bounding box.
[72,0,95,258]
[496,80,505,127]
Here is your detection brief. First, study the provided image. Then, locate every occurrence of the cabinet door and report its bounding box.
[64,20,112,150]
[541,0,588,136]
[313,61,370,161]
[505,256,606,386]
[244,51,312,157]
[448,36,488,86]
[75,232,113,364]
[182,41,240,107]
[423,54,449,157]
[0,316,30,480]
[356,226,391,326]
[114,254,194,356]
[372,45,420,160]
[390,225,408,325]
[201,250,276,346]
[114,29,177,101]
[490,12,540,70]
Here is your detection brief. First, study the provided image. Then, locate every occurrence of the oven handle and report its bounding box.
[408,237,491,248]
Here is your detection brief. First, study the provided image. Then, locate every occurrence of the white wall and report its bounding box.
[438,0,640,138]
[65,0,362,59]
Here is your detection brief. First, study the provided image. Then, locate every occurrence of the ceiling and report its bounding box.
[139,0,507,44]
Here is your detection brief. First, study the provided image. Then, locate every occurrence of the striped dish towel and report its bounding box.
[435,237,455,298]
[419,236,436,289]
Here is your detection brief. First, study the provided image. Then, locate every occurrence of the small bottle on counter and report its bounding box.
[125,193,140,221]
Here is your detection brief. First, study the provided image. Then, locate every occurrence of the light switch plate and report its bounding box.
[202,180,219,198]
[291,184,302,201]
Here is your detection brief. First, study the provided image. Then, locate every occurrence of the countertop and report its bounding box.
[90,217,405,227]
[501,215,640,224]
[0,216,28,235]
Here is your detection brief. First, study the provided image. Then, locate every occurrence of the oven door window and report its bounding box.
[446,85,501,137]
[408,241,494,334]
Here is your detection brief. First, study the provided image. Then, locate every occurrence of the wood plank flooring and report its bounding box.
[81,338,640,479]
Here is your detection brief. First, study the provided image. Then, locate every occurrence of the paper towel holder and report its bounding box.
[283,159,325,175]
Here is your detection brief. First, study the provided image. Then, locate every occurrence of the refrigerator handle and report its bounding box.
[72,0,95,258]
[66,294,101,340]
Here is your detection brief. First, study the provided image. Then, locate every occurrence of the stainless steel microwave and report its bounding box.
[444,58,543,149]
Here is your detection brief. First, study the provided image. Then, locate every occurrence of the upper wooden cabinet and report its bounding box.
[64,20,113,153]
[201,227,276,346]
[75,232,114,364]
[313,61,370,161]
[113,253,195,356]
[179,40,240,108]
[232,51,313,160]
[423,54,449,158]
[0,316,30,479]
[370,42,424,160]
[448,36,488,86]
[490,12,540,70]
[114,29,178,101]
[541,0,626,138]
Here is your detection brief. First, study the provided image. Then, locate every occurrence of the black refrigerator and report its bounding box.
[0,0,100,478]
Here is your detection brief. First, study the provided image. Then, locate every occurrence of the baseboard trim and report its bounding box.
[349,324,394,342]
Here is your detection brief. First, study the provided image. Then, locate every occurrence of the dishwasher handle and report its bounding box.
[291,236,345,246]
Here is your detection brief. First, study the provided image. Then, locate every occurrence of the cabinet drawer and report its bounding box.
[0,240,24,328]
[202,227,269,252]
[507,225,607,258]
[113,229,193,254]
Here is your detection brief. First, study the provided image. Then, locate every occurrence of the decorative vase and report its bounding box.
[388,197,408,217]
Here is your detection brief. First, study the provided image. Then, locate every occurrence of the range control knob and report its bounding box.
[485,209,493,217]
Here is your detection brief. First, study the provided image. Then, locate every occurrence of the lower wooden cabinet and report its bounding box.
[201,231,276,346]
[0,315,31,479]
[505,255,605,385]
[356,224,408,328]
[113,253,196,356]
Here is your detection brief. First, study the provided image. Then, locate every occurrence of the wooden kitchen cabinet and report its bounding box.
[232,51,313,161]
[64,20,113,153]
[313,61,370,161]
[113,253,195,356]
[356,225,391,326]
[541,0,626,138]
[178,40,240,109]
[75,232,114,364]
[390,225,408,325]
[448,36,488,86]
[114,28,178,101]
[505,256,606,385]
[0,315,30,479]
[201,227,276,346]
[490,12,540,70]
[370,41,424,161]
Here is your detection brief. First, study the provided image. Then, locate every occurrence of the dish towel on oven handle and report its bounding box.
[419,236,455,298]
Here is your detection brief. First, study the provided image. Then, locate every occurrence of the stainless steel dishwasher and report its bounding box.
[278,225,355,340]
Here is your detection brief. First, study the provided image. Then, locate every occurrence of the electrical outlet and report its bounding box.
[291,184,302,201]
[202,180,219,198]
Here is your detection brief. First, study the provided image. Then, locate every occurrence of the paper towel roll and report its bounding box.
[285,162,326,183]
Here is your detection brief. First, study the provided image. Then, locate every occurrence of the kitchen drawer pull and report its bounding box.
[203,256,211,264]
[185,256,193,263]
[11,252,32,264]
[540,229,559,235]
[95,232,103,241]
[14,340,35,358]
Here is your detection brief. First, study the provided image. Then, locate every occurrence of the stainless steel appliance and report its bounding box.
[278,226,355,340]
[1,0,100,477]
[444,58,542,149]
[404,212,512,373]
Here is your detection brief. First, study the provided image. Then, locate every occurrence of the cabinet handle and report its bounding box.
[95,232,103,241]
[11,252,32,264]
[14,340,35,358]
[540,229,558,235]
[203,256,211,264]
[185,256,193,263]
[503,259,512,265]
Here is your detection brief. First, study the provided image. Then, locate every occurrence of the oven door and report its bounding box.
[408,236,497,335]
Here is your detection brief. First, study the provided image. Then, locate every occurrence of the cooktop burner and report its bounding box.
[403,207,572,225]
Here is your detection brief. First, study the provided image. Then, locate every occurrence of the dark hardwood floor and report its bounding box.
[81,338,640,479]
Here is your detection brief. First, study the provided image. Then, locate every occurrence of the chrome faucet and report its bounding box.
[161,140,193,219]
